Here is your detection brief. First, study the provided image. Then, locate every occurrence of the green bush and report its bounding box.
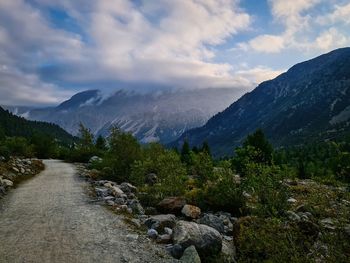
[131,148,187,206]
[243,164,289,218]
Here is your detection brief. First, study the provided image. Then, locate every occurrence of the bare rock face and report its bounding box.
[157,197,186,214]
[173,220,222,258]
[181,205,201,219]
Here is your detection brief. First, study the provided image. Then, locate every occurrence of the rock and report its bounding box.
[198,214,225,234]
[0,186,6,195]
[167,244,184,259]
[286,211,301,222]
[12,167,19,173]
[287,197,297,203]
[157,197,186,214]
[145,173,158,185]
[114,198,126,205]
[95,187,110,197]
[157,234,172,244]
[173,221,222,258]
[128,200,145,215]
[180,245,201,263]
[0,156,5,162]
[164,227,173,236]
[221,239,236,263]
[147,229,158,239]
[1,179,13,188]
[111,186,125,198]
[320,218,336,230]
[144,214,177,232]
[20,168,25,174]
[89,156,102,163]
[182,205,201,219]
[103,196,115,201]
[106,200,115,206]
[120,182,137,193]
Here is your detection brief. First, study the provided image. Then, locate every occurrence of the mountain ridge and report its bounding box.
[173,47,350,156]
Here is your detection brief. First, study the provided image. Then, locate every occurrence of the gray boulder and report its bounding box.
[144,214,177,232]
[173,221,222,258]
[180,245,201,263]
[147,229,158,239]
[198,214,225,234]
[128,200,145,215]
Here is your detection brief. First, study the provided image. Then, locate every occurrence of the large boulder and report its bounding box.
[182,205,201,219]
[173,221,222,258]
[180,245,201,263]
[198,214,225,234]
[157,197,186,214]
[144,214,176,232]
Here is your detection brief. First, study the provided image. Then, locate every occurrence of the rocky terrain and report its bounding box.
[78,160,350,262]
[0,157,44,199]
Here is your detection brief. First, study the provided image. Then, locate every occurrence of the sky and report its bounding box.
[0,0,349,106]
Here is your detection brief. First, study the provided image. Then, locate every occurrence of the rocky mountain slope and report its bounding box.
[5,88,242,144]
[174,48,350,156]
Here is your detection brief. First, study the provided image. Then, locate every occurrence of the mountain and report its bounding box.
[0,106,75,144]
[173,48,350,157]
[8,88,242,144]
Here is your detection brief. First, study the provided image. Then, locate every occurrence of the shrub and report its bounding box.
[243,164,289,218]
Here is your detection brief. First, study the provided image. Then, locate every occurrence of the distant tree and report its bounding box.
[232,129,273,175]
[181,140,192,165]
[78,123,94,148]
[192,146,199,154]
[242,129,273,165]
[201,141,211,156]
[95,135,107,151]
[0,127,5,141]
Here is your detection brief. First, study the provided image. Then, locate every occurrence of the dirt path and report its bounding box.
[0,160,175,263]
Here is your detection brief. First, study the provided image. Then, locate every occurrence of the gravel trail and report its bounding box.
[0,160,174,263]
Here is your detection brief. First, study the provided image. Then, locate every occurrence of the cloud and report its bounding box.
[237,34,285,53]
[0,65,73,106]
[235,66,284,85]
[0,0,256,106]
[235,0,350,55]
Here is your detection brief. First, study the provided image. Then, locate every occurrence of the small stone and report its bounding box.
[12,167,19,173]
[287,197,297,203]
[120,182,137,193]
[157,234,172,244]
[164,227,173,236]
[147,229,158,239]
[181,204,201,219]
[106,200,115,206]
[126,234,139,241]
[180,245,201,263]
[166,244,183,259]
[1,179,13,188]
[286,211,301,222]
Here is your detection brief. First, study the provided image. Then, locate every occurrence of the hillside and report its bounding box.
[0,106,75,144]
[173,48,350,156]
[7,88,242,144]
